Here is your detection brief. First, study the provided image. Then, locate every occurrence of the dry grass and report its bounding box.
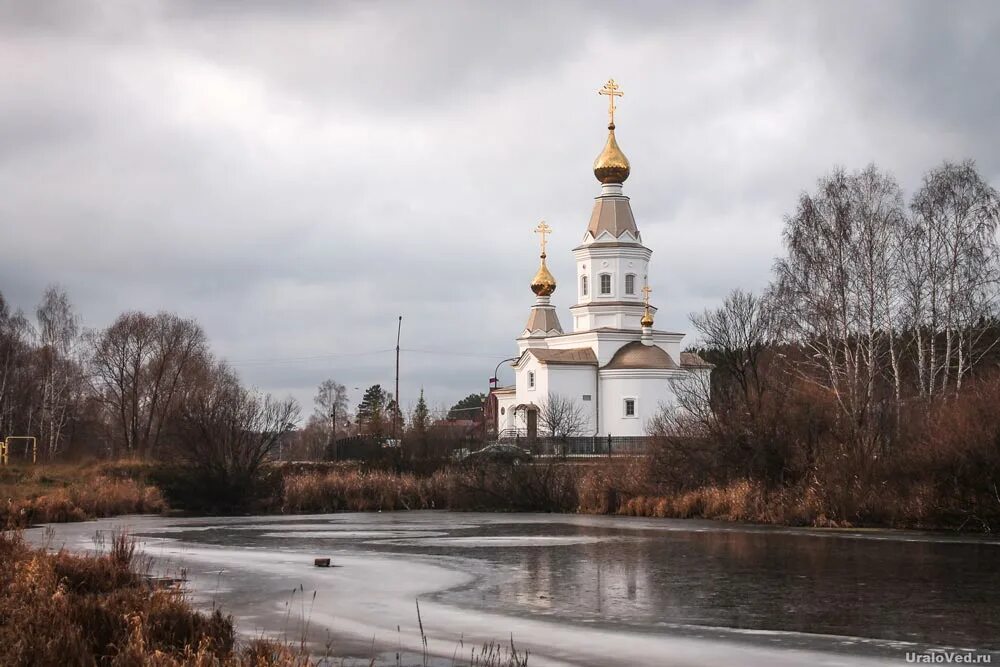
[282,469,442,513]
[280,460,956,530]
[0,463,166,528]
[282,463,580,515]
[583,476,946,529]
[0,528,310,666]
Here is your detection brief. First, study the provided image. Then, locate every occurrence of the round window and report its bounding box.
[500,407,506,415]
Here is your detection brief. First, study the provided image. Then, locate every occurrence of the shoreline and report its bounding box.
[4,460,994,535]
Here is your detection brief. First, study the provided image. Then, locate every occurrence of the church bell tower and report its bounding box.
[570,79,656,333]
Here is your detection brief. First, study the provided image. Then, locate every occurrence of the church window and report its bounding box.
[581,275,588,296]
[624,398,636,417]
[625,274,636,295]
[599,273,612,295]
[582,394,592,401]
[528,371,535,389]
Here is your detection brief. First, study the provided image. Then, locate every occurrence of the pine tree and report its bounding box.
[356,384,398,438]
[413,388,429,435]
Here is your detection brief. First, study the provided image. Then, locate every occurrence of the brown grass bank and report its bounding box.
[0,463,166,528]
[0,529,307,666]
[280,460,981,531]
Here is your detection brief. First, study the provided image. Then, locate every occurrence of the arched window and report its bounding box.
[599,273,612,295]
[581,275,588,296]
[625,274,636,295]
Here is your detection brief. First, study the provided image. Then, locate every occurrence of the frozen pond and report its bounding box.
[28,512,1000,666]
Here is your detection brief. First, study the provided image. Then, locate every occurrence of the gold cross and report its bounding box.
[641,284,652,306]
[535,221,552,256]
[599,79,623,126]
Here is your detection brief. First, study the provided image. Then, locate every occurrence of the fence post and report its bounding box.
[607,433,612,459]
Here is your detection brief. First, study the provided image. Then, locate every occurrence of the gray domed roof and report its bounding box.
[602,341,678,370]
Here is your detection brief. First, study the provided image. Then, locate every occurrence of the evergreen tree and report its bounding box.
[412,388,429,435]
[356,384,398,437]
[447,392,485,420]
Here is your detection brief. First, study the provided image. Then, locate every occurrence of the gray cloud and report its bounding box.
[1,0,999,415]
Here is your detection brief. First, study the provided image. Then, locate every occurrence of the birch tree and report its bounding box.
[314,379,349,440]
[772,165,906,455]
[35,286,82,459]
[0,294,34,441]
[905,160,1000,397]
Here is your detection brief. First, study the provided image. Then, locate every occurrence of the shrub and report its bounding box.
[0,529,308,666]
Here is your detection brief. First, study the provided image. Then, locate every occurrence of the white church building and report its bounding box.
[491,80,711,440]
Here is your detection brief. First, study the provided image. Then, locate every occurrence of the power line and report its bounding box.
[225,346,511,368]
[402,347,511,359]
[227,348,395,367]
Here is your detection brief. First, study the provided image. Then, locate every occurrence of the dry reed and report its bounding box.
[0,528,310,666]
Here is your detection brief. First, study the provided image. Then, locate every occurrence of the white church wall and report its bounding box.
[514,354,548,409]
[495,392,517,433]
[599,372,681,437]
[544,366,597,435]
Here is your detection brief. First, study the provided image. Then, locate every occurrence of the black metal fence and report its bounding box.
[494,434,652,457]
[327,433,653,461]
[326,435,385,461]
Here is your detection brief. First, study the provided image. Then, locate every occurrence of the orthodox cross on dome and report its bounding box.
[640,283,654,327]
[535,220,552,257]
[599,79,623,126]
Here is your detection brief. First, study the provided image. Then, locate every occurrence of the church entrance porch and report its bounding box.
[525,408,538,444]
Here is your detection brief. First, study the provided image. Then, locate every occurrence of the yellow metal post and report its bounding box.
[3,437,37,464]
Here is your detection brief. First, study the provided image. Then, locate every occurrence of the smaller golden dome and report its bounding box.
[593,124,630,184]
[641,303,654,327]
[531,254,557,296]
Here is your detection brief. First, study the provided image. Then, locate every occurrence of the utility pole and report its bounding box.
[394,315,402,441]
[329,402,336,459]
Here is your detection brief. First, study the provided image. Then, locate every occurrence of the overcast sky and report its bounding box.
[1,0,998,417]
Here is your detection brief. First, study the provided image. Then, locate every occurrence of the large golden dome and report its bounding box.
[593,123,630,184]
[531,254,557,296]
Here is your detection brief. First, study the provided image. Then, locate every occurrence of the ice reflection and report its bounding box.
[427,525,1000,647]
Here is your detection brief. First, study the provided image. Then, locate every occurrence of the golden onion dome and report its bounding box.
[640,307,654,328]
[531,254,557,296]
[593,123,630,184]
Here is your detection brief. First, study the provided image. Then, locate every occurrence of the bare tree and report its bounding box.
[177,362,300,485]
[0,293,34,443]
[536,392,588,439]
[35,286,83,459]
[314,379,349,441]
[690,289,773,416]
[89,311,208,458]
[905,160,1000,396]
[772,165,906,455]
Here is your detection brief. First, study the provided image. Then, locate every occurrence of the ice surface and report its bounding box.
[25,513,999,667]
